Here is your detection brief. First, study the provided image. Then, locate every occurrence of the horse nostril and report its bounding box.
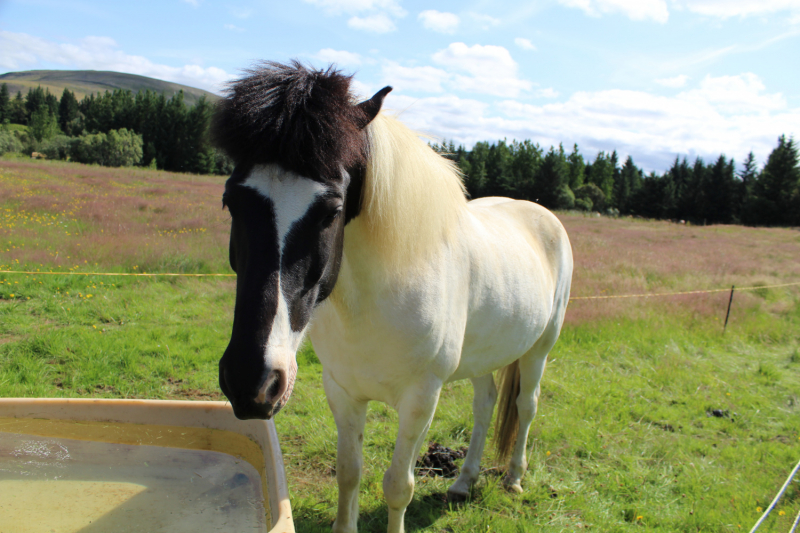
[255,369,285,406]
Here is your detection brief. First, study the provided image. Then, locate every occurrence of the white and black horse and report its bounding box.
[213,62,573,533]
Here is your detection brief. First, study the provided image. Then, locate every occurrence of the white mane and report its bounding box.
[356,112,467,270]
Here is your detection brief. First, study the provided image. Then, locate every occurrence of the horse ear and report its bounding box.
[356,86,392,129]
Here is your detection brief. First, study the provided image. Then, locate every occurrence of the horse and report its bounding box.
[212,61,573,533]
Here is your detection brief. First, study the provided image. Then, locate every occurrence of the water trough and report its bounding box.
[0,398,294,533]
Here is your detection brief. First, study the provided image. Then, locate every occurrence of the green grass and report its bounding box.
[0,273,230,399]
[2,159,800,532]
[2,274,798,531]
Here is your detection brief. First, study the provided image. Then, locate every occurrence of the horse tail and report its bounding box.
[493,359,521,464]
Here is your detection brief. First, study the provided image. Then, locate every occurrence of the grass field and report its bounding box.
[1,158,799,532]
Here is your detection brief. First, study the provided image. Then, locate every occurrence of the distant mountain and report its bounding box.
[0,70,220,106]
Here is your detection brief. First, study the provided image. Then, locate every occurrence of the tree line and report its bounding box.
[432,135,799,227]
[0,83,232,175]
[1,83,797,227]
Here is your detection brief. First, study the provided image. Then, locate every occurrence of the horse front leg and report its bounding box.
[324,371,368,533]
[383,378,442,533]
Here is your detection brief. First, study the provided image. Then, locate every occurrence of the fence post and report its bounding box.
[723,285,735,334]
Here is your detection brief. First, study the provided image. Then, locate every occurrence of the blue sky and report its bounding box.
[1,0,799,171]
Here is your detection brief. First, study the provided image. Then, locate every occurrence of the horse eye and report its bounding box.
[321,206,343,227]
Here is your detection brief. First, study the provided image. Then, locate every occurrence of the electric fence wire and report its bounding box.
[749,458,800,533]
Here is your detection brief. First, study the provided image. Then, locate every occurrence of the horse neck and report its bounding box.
[325,113,468,312]
[325,217,429,317]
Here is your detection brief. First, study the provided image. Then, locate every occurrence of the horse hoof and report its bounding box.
[504,482,523,494]
[446,489,469,503]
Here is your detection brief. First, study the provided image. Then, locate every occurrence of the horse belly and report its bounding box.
[448,201,559,381]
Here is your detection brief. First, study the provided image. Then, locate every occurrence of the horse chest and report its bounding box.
[308,280,465,402]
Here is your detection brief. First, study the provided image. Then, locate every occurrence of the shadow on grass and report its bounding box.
[294,490,451,533]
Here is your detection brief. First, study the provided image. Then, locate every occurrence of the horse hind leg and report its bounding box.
[446,373,497,502]
[496,327,560,493]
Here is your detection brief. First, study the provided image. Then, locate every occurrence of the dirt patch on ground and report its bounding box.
[165,377,224,400]
[170,388,224,401]
[0,335,21,345]
[416,443,467,478]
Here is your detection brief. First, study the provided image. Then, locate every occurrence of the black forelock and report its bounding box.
[211,61,369,181]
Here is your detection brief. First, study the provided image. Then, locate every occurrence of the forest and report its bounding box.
[0,83,231,175]
[1,83,798,227]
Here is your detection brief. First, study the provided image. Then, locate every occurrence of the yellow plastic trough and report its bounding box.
[0,398,294,533]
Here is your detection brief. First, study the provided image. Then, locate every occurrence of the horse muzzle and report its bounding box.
[219,357,297,420]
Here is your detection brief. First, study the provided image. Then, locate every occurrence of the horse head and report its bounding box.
[212,62,390,419]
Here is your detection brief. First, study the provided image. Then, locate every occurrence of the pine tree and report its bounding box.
[29,105,58,142]
[533,145,573,209]
[509,139,542,202]
[630,171,675,219]
[736,152,757,221]
[704,155,736,224]
[59,88,81,135]
[25,87,43,117]
[566,144,584,190]
[617,156,642,214]
[9,91,27,124]
[587,151,614,201]
[464,142,489,197]
[484,140,513,197]
[0,83,9,124]
[749,135,799,226]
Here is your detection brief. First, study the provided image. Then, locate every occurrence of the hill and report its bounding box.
[0,70,220,106]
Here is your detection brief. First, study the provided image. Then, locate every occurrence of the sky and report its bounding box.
[1,0,799,172]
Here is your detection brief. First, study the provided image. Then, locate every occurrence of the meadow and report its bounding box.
[1,157,799,532]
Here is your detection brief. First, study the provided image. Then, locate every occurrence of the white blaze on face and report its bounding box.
[242,165,327,403]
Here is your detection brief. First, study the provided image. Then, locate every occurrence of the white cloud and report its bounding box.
[468,12,501,28]
[432,43,515,79]
[347,13,397,32]
[535,87,560,98]
[514,38,536,51]
[559,0,800,22]
[383,93,492,143]
[0,31,231,93]
[302,0,405,16]
[656,74,689,87]
[676,0,800,19]
[431,42,532,98]
[493,73,794,170]
[230,7,253,18]
[559,0,670,22]
[350,79,374,100]
[418,10,460,33]
[316,48,363,66]
[380,72,797,174]
[681,73,786,114]
[224,24,245,33]
[381,62,450,93]
[304,0,406,33]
